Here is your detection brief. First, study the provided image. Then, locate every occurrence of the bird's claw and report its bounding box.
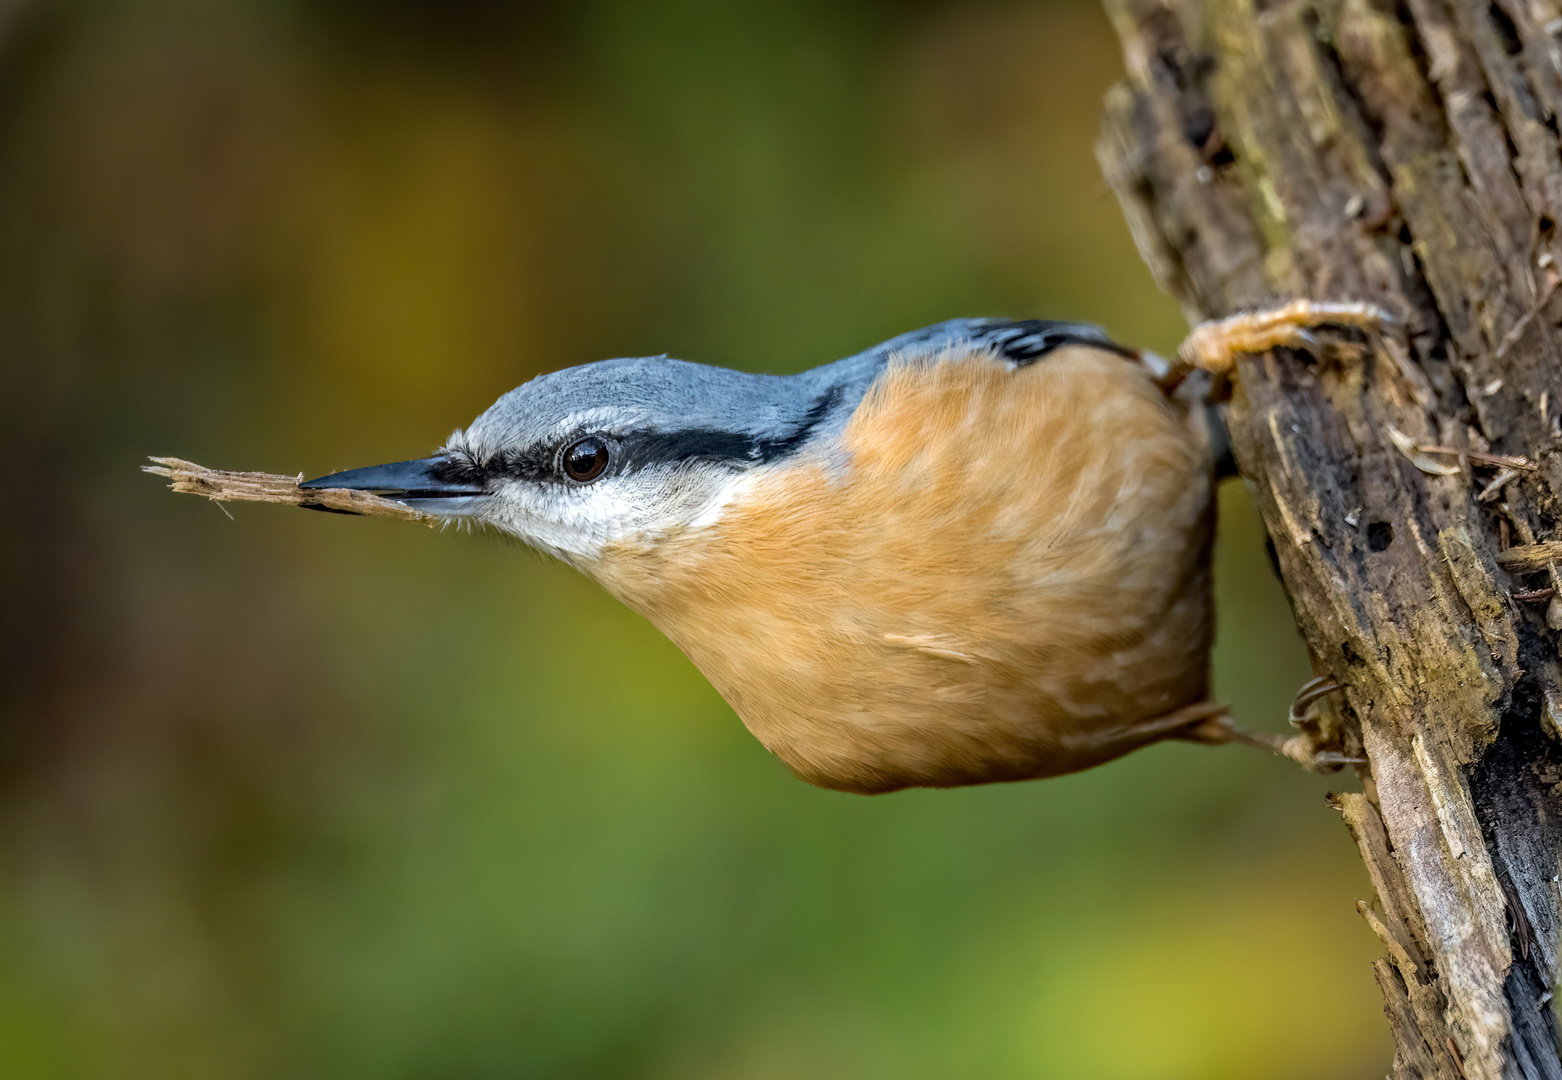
[1288,675,1340,725]
[1182,679,1365,772]
[1282,676,1364,772]
[1172,299,1393,384]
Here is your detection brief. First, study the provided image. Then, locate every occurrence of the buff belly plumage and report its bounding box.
[596,344,1217,793]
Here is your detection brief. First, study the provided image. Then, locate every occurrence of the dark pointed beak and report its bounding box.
[301,456,487,514]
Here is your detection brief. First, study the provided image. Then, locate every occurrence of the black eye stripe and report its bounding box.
[440,384,843,484]
[615,385,841,468]
[431,447,549,485]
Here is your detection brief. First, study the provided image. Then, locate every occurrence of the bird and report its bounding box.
[302,301,1385,794]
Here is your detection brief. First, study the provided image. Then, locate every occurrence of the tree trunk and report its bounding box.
[1097,0,1562,1075]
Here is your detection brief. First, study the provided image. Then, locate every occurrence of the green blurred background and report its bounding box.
[0,0,1391,1076]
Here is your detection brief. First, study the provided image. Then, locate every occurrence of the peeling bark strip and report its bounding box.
[1096,0,1562,1074]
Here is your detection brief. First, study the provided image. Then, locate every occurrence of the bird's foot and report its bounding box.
[1171,678,1365,773]
[1282,675,1365,772]
[1171,299,1394,384]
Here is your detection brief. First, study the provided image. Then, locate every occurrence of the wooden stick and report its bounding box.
[142,457,435,526]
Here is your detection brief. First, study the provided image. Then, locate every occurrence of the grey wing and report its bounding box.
[796,317,1148,436]
[836,317,1136,373]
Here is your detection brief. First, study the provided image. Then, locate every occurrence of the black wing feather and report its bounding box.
[962,318,1137,366]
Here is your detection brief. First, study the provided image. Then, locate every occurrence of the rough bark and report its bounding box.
[1097,0,1562,1074]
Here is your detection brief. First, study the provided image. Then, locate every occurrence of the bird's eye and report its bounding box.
[562,436,610,483]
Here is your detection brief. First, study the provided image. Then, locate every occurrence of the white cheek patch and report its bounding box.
[478,464,747,566]
[485,482,640,562]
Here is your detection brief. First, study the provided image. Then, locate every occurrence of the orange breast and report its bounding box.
[594,345,1217,793]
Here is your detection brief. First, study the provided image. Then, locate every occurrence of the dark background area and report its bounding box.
[0,0,1388,1076]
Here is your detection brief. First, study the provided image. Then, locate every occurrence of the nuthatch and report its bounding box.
[304,302,1384,793]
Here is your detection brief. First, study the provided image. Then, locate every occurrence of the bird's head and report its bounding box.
[302,356,851,571]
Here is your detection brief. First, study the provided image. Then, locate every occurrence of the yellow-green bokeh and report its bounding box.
[0,1,1390,1076]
